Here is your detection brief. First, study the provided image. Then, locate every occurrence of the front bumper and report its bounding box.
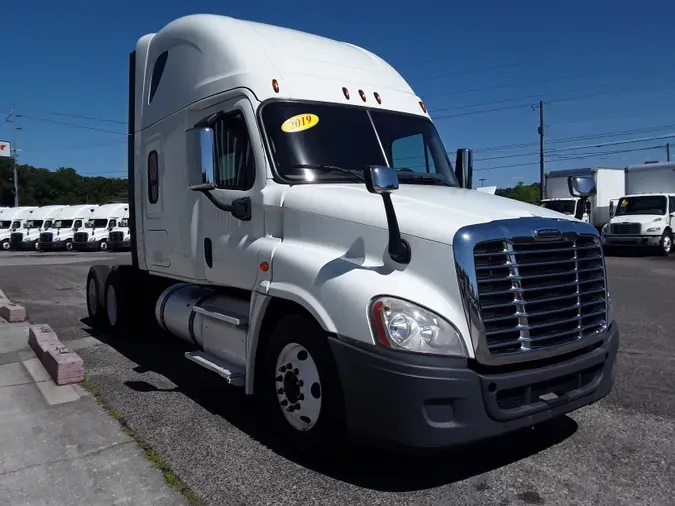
[72,240,101,251]
[39,240,69,251]
[329,324,619,450]
[108,239,130,250]
[602,234,661,247]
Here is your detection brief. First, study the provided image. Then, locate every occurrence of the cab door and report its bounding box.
[196,97,266,291]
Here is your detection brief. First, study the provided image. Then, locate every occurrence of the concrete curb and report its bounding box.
[0,288,27,322]
[28,324,85,386]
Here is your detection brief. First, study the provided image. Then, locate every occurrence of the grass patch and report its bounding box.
[81,377,203,505]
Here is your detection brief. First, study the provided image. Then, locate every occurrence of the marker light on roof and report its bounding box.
[272,79,280,93]
[358,90,367,102]
[374,92,382,104]
[419,101,427,113]
[342,87,350,100]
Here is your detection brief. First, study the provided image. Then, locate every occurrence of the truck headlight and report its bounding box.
[646,226,661,232]
[601,223,609,235]
[370,296,467,356]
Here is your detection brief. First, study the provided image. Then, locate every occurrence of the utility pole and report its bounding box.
[479,178,486,187]
[10,104,19,207]
[538,100,545,201]
[667,143,671,162]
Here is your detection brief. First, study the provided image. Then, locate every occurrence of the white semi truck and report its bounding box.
[73,203,129,251]
[84,14,618,452]
[601,162,675,255]
[107,213,131,251]
[541,167,625,230]
[39,204,99,251]
[10,205,69,250]
[0,207,39,250]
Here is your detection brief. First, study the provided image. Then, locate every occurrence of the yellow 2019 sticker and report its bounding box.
[281,113,319,133]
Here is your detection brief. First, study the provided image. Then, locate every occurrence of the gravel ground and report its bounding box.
[0,250,673,506]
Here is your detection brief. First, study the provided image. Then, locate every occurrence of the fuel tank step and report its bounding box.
[185,351,245,387]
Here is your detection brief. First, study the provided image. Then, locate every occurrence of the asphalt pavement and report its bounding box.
[0,250,673,506]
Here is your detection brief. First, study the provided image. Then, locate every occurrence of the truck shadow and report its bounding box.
[82,318,578,492]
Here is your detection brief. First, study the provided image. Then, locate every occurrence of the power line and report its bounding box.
[423,75,583,99]
[18,115,126,135]
[420,58,545,82]
[23,139,126,152]
[16,107,125,125]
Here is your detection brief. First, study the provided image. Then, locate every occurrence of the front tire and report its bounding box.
[659,230,673,256]
[1,239,9,251]
[86,265,111,326]
[65,239,73,251]
[258,314,346,454]
[99,240,108,251]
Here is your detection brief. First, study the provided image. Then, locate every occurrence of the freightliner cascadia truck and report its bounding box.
[84,14,618,452]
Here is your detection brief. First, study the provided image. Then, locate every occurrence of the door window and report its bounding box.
[211,111,255,191]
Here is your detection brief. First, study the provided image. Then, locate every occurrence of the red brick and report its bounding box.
[0,303,26,323]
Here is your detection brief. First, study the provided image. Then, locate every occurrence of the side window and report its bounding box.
[390,133,436,174]
[148,150,159,204]
[669,196,675,214]
[212,112,255,190]
[149,51,168,104]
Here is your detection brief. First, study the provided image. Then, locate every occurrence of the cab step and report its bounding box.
[184,351,245,387]
[193,303,249,329]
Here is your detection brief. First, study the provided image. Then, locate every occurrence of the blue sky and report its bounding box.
[1,0,674,188]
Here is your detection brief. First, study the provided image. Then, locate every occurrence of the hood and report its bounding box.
[282,184,574,245]
[610,213,665,225]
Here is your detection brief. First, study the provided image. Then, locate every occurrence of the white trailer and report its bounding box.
[541,167,625,229]
[9,205,69,250]
[83,14,618,453]
[72,203,129,251]
[601,162,675,255]
[107,210,131,251]
[38,204,99,251]
[0,207,39,250]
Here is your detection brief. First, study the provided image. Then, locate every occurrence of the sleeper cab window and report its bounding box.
[149,51,168,104]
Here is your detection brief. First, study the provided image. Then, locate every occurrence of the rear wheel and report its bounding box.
[104,266,137,333]
[258,314,346,454]
[86,265,111,326]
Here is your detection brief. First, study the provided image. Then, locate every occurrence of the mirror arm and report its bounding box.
[575,196,587,220]
[191,186,251,221]
[381,193,411,264]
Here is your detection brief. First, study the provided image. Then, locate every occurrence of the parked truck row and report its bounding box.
[542,162,675,255]
[82,14,618,453]
[0,203,131,252]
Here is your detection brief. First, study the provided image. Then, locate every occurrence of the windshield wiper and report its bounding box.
[397,172,453,187]
[287,164,365,182]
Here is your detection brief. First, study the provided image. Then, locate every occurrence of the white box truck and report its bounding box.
[10,205,69,250]
[38,204,99,251]
[83,14,618,452]
[601,162,675,255]
[0,207,39,250]
[73,203,129,251]
[541,167,625,229]
[107,211,131,251]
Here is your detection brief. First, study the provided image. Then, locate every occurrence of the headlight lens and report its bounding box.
[646,226,661,232]
[370,297,467,356]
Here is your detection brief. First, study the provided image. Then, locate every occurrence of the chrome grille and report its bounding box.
[454,218,609,366]
[109,231,124,242]
[74,232,88,243]
[10,232,23,245]
[611,223,640,235]
[40,232,53,243]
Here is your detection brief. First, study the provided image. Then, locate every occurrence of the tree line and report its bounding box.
[1,157,542,207]
[0,158,128,206]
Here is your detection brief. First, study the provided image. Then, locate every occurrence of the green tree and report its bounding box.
[0,158,127,206]
[496,181,541,205]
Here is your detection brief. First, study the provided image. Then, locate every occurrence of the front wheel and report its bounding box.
[33,240,40,251]
[99,240,108,251]
[258,314,346,454]
[659,230,673,256]
[64,239,73,251]
[1,240,9,251]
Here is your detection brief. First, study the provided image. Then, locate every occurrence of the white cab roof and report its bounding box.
[28,205,70,220]
[139,14,428,128]
[0,206,39,221]
[91,203,129,219]
[53,205,99,220]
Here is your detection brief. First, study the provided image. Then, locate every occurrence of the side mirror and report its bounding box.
[609,201,615,218]
[568,175,596,197]
[185,124,251,221]
[364,165,399,194]
[454,148,473,189]
[186,126,217,191]
[364,165,410,264]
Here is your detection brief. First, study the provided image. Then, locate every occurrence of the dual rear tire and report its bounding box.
[86,265,137,333]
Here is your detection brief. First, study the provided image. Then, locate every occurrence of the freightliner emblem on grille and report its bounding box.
[533,228,562,241]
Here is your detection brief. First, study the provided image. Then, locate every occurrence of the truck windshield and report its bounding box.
[615,195,667,216]
[54,220,74,229]
[25,220,44,229]
[11,221,20,230]
[86,219,109,228]
[541,200,576,215]
[0,221,10,229]
[261,101,458,186]
[43,220,53,229]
